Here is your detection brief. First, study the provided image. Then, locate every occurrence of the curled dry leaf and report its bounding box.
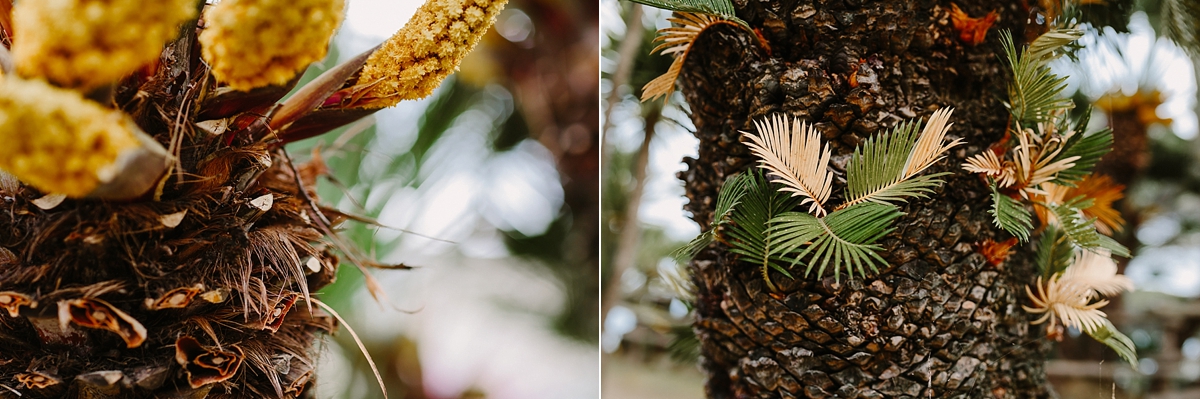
[262,292,300,332]
[144,284,204,310]
[0,291,35,317]
[58,298,147,348]
[948,3,998,46]
[15,371,60,389]
[979,238,1018,267]
[174,336,245,388]
[641,13,730,102]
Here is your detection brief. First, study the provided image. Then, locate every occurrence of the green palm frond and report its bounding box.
[1027,28,1084,62]
[1049,110,1112,186]
[666,325,701,363]
[1086,319,1139,367]
[1049,197,1130,257]
[989,183,1033,242]
[671,172,750,264]
[1000,30,1073,124]
[768,202,901,282]
[726,169,802,290]
[624,0,748,27]
[1035,224,1073,280]
[1163,0,1200,57]
[840,107,960,209]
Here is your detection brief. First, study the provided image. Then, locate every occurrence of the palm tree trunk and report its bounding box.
[676,1,1055,397]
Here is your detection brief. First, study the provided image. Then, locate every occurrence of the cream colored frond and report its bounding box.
[1061,250,1134,297]
[641,57,684,102]
[904,107,963,176]
[741,115,833,216]
[963,150,1016,187]
[640,12,723,102]
[1013,129,1078,197]
[1023,275,1109,333]
[650,13,719,56]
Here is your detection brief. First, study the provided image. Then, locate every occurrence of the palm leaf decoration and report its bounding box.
[989,183,1034,242]
[1087,319,1139,367]
[1061,249,1134,297]
[641,12,733,102]
[625,0,746,26]
[670,172,750,264]
[725,169,802,291]
[741,114,834,216]
[768,203,901,282]
[839,107,962,210]
[1047,197,1130,257]
[1000,30,1073,124]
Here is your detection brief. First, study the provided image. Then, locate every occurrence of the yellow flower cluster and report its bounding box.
[12,0,196,89]
[355,0,507,108]
[200,0,345,91]
[0,79,142,197]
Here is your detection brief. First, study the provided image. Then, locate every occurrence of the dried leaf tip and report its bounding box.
[200,0,346,91]
[354,0,508,108]
[0,78,169,199]
[12,0,196,89]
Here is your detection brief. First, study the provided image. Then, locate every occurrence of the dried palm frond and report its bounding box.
[963,149,1016,187]
[741,114,833,216]
[641,12,727,102]
[1061,250,1133,297]
[1023,274,1109,334]
[1037,174,1125,234]
[839,107,962,210]
[1012,127,1078,198]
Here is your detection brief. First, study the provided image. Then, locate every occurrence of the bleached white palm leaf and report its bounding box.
[963,149,1015,187]
[840,107,962,209]
[1023,275,1109,334]
[1061,250,1134,297]
[741,114,833,216]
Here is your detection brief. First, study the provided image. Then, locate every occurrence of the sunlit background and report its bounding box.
[287,1,599,398]
[601,0,1200,397]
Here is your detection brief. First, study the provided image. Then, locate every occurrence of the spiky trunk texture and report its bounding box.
[0,20,338,399]
[677,1,1056,397]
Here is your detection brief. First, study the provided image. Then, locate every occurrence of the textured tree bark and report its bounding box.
[676,1,1056,397]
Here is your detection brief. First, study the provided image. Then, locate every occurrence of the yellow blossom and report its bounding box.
[200,0,345,91]
[355,0,507,108]
[0,78,146,197]
[12,0,196,89]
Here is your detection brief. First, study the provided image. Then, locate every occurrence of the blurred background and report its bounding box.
[285,0,598,398]
[600,0,1200,397]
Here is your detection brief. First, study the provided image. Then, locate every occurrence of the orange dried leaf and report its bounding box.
[145,284,203,310]
[950,3,998,46]
[980,238,1019,266]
